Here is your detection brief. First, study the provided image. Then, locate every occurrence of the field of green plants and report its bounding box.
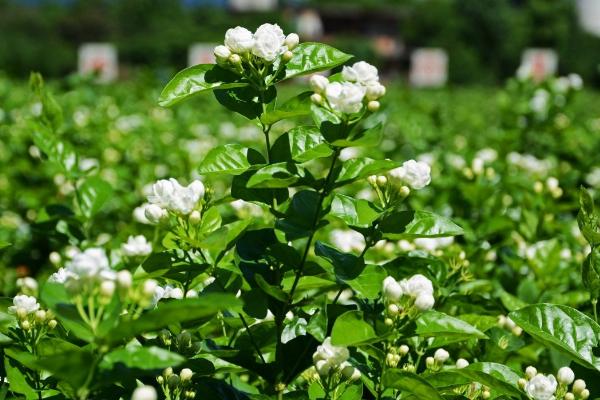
[2,24,600,400]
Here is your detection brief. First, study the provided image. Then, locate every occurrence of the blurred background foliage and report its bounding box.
[0,0,599,85]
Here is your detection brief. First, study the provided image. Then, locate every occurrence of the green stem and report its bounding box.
[593,298,598,322]
[239,314,266,364]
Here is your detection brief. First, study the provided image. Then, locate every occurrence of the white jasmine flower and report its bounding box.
[252,23,285,61]
[224,26,255,53]
[414,293,435,311]
[49,268,75,284]
[325,82,366,114]
[133,203,152,224]
[144,204,168,224]
[66,248,110,279]
[525,374,557,400]
[121,235,152,257]
[342,61,379,85]
[9,295,40,314]
[402,274,434,297]
[310,75,329,93]
[164,286,184,299]
[131,385,157,400]
[147,178,204,215]
[16,277,38,294]
[313,337,350,376]
[390,160,431,190]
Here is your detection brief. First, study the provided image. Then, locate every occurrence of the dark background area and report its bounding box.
[0,0,599,85]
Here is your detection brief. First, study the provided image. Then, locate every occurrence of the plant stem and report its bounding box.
[593,298,598,322]
[239,314,266,364]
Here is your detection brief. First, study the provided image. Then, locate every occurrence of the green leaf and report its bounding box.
[382,369,443,400]
[199,206,222,234]
[261,92,312,125]
[509,303,600,371]
[276,190,321,240]
[199,219,251,263]
[335,158,399,187]
[106,294,242,343]
[379,210,463,239]
[214,85,270,120]
[34,347,95,389]
[330,310,377,346]
[282,43,353,81]
[0,240,11,249]
[271,126,333,163]
[198,144,260,176]
[330,194,381,228]
[455,363,523,399]
[307,297,328,342]
[78,176,113,218]
[315,241,365,281]
[247,162,301,188]
[158,64,246,107]
[414,310,487,340]
[346,264,387,299]
[102,345,185,370]
[330,123,383,148]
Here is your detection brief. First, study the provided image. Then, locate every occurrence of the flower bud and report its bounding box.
[367,175,377,185]
[366,83,386,100]
[386,353,396,367]
[180,368,193,382]
[518,378,527,389]
[214,45,231,60]
[156,376,164,385]
[49,251,61,265]
[131,386,157,400]
[284,33,300,50]
[377,175,387,186]
[512,326,523,336]
[350,368,361,381]
[425,357,435,368]
[167,374,180,388]
[100,280,116,299]
[47,319,57,329]
[34,310,46,323]
[282,51,294,62]
[414,293,435,311]
[145,204,168,224]
[186,289,198,298]
[525,366,537,379]
[455,358,469,369]
[387,304,399,315]
[399,186,410,197]
[170,287,184,299]
[229,54,241,64]
[21,320,31,331]
[16,307,27,320]
[533,181,543,193]
[142,279,158,298]
[481,389,490,399]
[309,75,329,93]
[581,389,590,399]
[434,348,449,363]
[185,391,196,399]
[189,210,201,224]
[399,345,409,356]
[310,93,323,105]
[384,318,393,326]
[315,359,331,376]
[564,393,574,400]
[117,270,133,289]
[163,367,173,378]
[573,379,586,394]
[367,101,380,112]
[340,363,355,380]
[557,366,574,385]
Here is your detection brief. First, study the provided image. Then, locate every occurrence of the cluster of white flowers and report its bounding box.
[121,235,152,257]
[310,61,385,115]
[146,178,205,217]
[518,366,588,400]
[214,23,299,64]
[533,176,562,198]
[16,276,38,296]
[50,247,113,286]
[382,274,435,319]
[8,295,57,331]
[425,348,455,373]
[312,337,361,381]
[155,367,195,399]
[389,160,431,190]
[507,152,552,177]
[330,229,365,253]
[385,344,410,368]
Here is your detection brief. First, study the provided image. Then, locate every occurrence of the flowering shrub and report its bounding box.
[1,23,600,400]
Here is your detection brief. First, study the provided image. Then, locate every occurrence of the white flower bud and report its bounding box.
[564,393,575,400]
[214,45,231,60]
[189,210,201,224]
[525,366,538,379]
[310,93,323,105]
[21,320,31,331]
[367,101,380,112]
[518,378,527,389]
[481,389,490,399]
[142,279,158,298]
[315,359,331,376]
[49,251,61,265]
[573,379,586,394]
[131,386,157,400]
[387,304,399,315]
[556,367,575,385]
[366,83,386,100]
[100,280,116,299]
[284,33,300,50]
[434,348,449,363]
[384,318,393,326]
[425,356,435,368]
[399,345,409,355]
[169,287,184,300]
[186,289,198,298]
[144,204,168,224]
[34,310,46,323]
[180,368,193,382]
[580,388,590,399]
[229,54,241,64]
[47,319,58,329]
[456,358,469,369]
[117,270,133,289]
[310,75,329,93]
[382,276,403,301]
[376,175,387,186]
[399,186,411,197]
[282,51,293,62]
